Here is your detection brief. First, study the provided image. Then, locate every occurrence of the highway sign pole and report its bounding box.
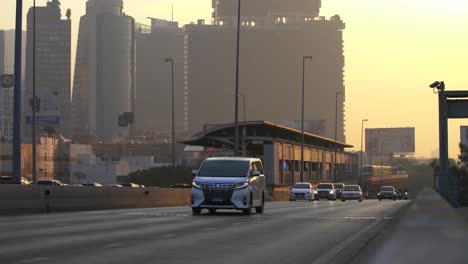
[13,0,23,183]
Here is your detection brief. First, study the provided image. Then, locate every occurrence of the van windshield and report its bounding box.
[198,160,250,178]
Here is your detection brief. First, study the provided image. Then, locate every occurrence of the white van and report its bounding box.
[191,157,266,215]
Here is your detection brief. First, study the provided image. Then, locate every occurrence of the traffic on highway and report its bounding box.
[189,157,409,215]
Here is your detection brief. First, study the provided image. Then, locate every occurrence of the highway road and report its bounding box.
[0,200,409,264]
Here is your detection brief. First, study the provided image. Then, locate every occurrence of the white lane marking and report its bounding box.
[312,218,383,264]
[203,227,217,231]
[15,257,49,264]
[161,234,177,238]
[103,243,124,249]
[302,216,396,220]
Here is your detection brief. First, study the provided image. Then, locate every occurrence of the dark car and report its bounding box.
[378,186,397,201]
[121,183,140,188]
[334,183,345,198]
[0,176,31,185]
[171,184,191,188]
[82,183,103,187]
[314,183,337,201]
[37,180,64,186]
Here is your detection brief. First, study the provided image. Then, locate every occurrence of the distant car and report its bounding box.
[0,176,31,185]
[82,183,103,187]
[289,182,314,202]
[171,184,191,189]
[107,184,123,188]
[314,183,337,201]
[341,185,363,202]
[378,186,397,201]
[334,183,345,198]
[37,180,64,186]
[121,183,140,188]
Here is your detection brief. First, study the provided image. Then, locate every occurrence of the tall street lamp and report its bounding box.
[164,58,176,170]
[301,56,312,182]
[334,91,343,183]
[32,0,37,184]
[239,93,246,122]
[13,0,24,183]
[233,0,241,156]
[380,141,385,187]
[360,119,368,184]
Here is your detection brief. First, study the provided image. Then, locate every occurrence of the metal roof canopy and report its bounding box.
[180,121,353,151]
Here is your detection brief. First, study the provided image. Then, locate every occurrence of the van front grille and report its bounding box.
[202,183,235,205]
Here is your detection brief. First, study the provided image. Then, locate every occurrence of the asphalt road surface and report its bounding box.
[0,200,409,264]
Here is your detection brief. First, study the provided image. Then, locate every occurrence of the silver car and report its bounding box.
[341,185,363,202]
[289,182,314,202]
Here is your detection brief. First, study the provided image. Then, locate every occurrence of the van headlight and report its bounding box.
[192,181,202,189]
[314,190,318,194]
[235,182,249,190]
[329,191,334,194]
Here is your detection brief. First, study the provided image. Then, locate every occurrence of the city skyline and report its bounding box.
[1,0,468,158]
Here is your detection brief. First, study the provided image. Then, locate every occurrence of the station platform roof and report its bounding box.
[181,121,353,150]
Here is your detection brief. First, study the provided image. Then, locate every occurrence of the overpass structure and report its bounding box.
[181,121,358,186]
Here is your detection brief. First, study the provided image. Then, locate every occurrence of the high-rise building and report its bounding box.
[135,18,186,140]
[185,0,346,142]
[0,29,26,143]
[72,0,135,144]
[24,0,72,138]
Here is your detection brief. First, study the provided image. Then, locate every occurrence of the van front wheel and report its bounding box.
[243,194,253,215]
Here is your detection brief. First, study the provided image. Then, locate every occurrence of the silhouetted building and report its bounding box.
[0,29,26,143]
[72,0,135,143]
[24,0,72,138]
[185,0,346,142]
[135,18,186,140]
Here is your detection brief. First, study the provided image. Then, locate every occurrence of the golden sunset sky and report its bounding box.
[1,0,468,158]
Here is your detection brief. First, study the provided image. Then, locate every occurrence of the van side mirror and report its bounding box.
[192,170,198,176]
[250,171,261,177]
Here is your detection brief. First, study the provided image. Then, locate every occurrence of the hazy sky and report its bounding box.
[1,0,468,158]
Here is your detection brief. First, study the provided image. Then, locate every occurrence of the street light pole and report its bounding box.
[13,0,23,183]
[32,0,37,184]
[380,141,384,187]
[164,58,175,170]
[234,0,241,156]
[334,91,343,183]
[369,131,373,166]
[301,56,312,182]
[239,93,246,121]
[360,119,368,185]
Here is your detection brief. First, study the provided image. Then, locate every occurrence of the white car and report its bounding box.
[289,182,314,202]
[191,157,266,215]
[341,185,363,202]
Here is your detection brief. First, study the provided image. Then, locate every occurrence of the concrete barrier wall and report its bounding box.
[0,185,293,215]
[0,185,191,214]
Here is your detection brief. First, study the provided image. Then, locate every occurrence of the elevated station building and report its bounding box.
[182,121,357,186]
